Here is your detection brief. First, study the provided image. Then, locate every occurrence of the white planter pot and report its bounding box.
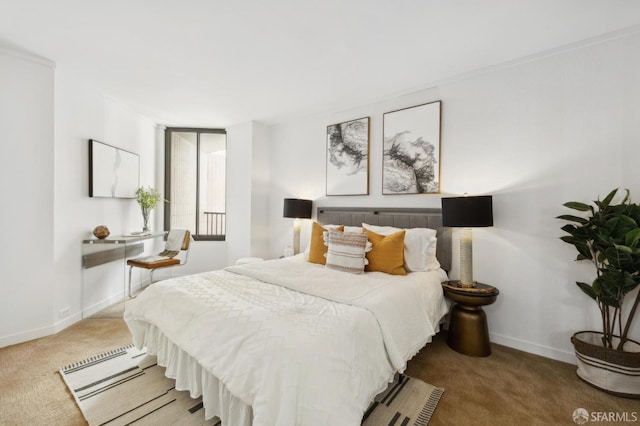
[571,331,640,398]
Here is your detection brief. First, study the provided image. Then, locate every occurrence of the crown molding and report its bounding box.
[0,41,55,68]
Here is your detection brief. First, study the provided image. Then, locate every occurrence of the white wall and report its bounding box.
[226,122,253,264]
[0,43,161,346]
[0,44,55,345]
[226,121,272,265]
[249,122,271,258]
[268,31,640,363]
[53,65,159,322]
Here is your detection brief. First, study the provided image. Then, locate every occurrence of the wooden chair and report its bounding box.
[127,229,191,297]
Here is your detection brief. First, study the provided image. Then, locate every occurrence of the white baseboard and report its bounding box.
[490,332,577,365]
[0,310,81,348]
[0,324,55,348]
[82,291,126,318]
[54,311,83,333]
[81,279,150,318]
[430,314,576,364]
[1,274,182,348]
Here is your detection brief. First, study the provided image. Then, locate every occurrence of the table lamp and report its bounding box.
[441,195,493,287]
[283,198,313,255]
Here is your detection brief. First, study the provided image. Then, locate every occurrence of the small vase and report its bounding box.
[142,210,150,232]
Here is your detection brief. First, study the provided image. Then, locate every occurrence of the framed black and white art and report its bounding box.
[326,117,370,196]
[382,101,441,194]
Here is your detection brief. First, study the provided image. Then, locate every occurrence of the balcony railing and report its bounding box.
[203,211,226,236]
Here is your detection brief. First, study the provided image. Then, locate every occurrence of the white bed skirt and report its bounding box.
[137,322,253,426]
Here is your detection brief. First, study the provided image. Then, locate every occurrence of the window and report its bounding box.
[165,128,226,241]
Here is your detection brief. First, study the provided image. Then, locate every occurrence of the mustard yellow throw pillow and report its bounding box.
[365,229,407,275]
[308,222,344,265]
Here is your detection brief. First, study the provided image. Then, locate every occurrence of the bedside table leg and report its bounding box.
[447,304,491,357]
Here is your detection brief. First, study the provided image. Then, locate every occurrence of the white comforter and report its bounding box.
[124,256,448,426]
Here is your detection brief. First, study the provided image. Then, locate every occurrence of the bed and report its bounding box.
[124,207,451,426]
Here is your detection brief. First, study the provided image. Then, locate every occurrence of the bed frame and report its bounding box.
[316,207,451,272]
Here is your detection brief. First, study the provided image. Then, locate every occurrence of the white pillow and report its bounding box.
[323,229,371,274]
[362,223,440,272]
[324,224,344,230]
[423,236,440,271]
[344,226,364,233]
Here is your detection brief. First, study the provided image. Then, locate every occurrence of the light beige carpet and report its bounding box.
[89,298,129,318]
[59,344,443,426]
[3,316,639,426]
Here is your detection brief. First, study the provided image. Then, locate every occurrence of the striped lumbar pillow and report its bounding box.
[324,229,371,274]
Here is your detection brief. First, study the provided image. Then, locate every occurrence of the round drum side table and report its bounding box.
[442,281,499,357]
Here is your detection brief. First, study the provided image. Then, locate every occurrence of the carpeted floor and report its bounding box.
[0,318,130,426]
[89,299,126,318]
[1,317,638,426]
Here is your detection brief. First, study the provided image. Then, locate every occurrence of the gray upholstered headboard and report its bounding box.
[316,207,452,272]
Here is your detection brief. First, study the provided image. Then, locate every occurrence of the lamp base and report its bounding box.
[459,228,474,286]
[293,219,301,255]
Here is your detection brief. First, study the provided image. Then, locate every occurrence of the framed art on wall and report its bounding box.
[89,139,140,198]
[382,101,441,194]
[326,116,370,196]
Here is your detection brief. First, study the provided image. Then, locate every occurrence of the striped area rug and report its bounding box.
[59,344,443,426]
[362,375,444,426]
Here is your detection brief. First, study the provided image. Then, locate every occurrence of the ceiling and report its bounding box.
[2,0,640,128]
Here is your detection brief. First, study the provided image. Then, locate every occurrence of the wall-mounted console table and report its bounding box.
[82,232,165,318]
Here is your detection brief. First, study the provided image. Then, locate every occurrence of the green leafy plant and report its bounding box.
[558,188,640,350]
[135,186,162,231]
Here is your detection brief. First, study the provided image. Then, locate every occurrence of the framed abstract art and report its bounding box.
[326,117,370,196]
[89,139,139,198]
[382,101,441,194]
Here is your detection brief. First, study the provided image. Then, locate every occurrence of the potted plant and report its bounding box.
[558,188,640,398]
[135,186,162,232]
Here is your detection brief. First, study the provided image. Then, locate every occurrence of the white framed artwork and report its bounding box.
[89,139,139,198]
[383,101,441,194]
[326,117,370,196]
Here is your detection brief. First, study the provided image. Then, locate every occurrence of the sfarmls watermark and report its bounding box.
[573,408,638,424]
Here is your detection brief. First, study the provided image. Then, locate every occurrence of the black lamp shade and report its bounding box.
[283,198,313,219]
[442,195,493,227]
